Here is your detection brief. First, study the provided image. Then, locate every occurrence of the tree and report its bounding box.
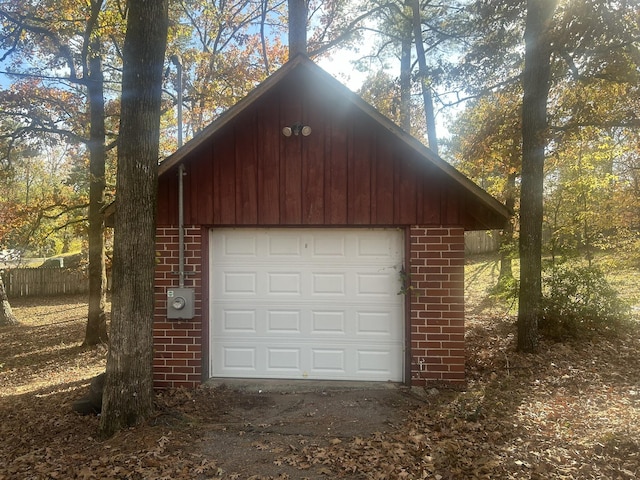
[289,0,307,56]
[165,0,289,144]
[451,0,638,349]
[0,275,18,326]
[84,0,109,346]
[517,0,557,353]
[545,126,636,264]
[0,0,122,345]
[448,89,522,286]
[99,0,169,437]
[408,0,438,153]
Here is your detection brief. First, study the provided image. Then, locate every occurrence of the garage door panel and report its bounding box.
[312,273,346,295]
[311,235,346,257]
[222,346,257,370]
[267,348,301,371]
[223,272,257,294]
[222,309,257,333]
[214,305,401,338]
[267,310,301,333]
[268,272,301,294]
[357,349,396,374]
[268,235,302,256]
[211,228,404,381]
[357,272,397,297]
[311,310,346,334]
[357,235,396,257]
[221,232,258,256]
[311,348,346,373]
[356,311,398,337]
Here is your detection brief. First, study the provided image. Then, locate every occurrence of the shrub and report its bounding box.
[541,263,630,339]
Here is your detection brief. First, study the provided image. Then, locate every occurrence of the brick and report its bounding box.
[428,258,449,266]
[165,344,187,352]
[427,318,451,326]
[426,349,449,357]
[172,336,195,345]
[423,327,442,334]
[425,228,448,236]
[426,304,450,311]
[423,356,443,364]
[418,251,443,259]
[426,364,449,372]
[442,356,465,364]
[166,359,188,366]
[172,366,196,374]
[154,337,173,345]
[426,334,450,341]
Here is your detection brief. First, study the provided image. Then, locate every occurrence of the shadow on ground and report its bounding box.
[154,382,426,479]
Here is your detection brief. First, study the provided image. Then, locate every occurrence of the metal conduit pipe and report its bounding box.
[171,54,185,288]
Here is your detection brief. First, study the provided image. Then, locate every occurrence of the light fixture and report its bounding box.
[282,122,311,137]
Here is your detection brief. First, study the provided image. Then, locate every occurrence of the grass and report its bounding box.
[465,252,640,318]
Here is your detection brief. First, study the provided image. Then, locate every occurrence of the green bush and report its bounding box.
[541,263,630,339]
[489,273,518,302]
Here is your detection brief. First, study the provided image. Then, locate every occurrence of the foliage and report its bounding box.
[489,270,518,302]
[544,126,635,260]
[541,263,631,339]
[0,144,87,257]
[447,88,522,202]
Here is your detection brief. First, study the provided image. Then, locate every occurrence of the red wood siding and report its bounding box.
[156,68,493,228]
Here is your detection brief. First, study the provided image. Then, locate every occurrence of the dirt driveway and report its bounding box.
[160,381,427,479]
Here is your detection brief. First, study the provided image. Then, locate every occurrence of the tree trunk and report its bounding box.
[498,171,517,284]
[409,0,438,154]
[288,0,307,58]
[99,0,169,438]
[0,274,18,326]
[399,5,412,133]
[84,32,108,347]
[518,0,556,352]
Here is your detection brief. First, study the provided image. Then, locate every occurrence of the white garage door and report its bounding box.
[209,228,405,381]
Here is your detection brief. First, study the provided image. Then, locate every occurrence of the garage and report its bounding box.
[209,228,405,381]
[151,56,510,389]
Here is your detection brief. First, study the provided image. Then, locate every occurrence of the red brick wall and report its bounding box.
[152,226,466,388]
[409,226,466,386]
[153,226,203,389]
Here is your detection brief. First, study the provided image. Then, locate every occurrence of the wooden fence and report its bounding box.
[465,230,501,255]
[1,267,89,298]
[0,235,497,297]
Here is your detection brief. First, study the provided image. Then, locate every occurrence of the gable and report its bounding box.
[156,57,509,230]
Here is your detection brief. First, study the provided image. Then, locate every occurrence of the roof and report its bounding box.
[157,55,509,224]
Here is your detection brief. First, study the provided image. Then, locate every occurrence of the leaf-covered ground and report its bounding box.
[1,257,639,479]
